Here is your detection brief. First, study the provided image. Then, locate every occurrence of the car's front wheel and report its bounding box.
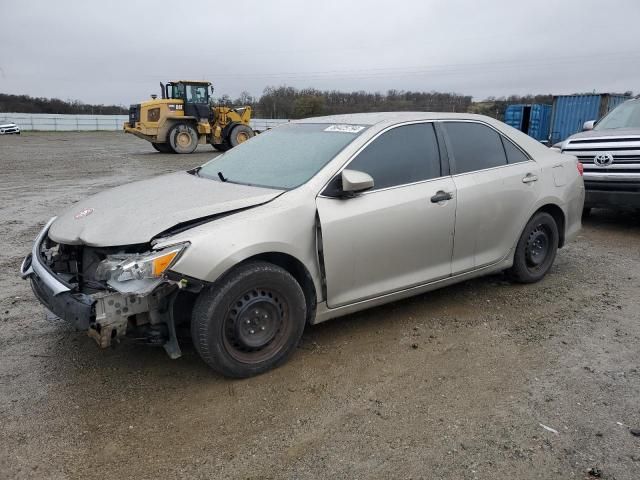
[507,212,559,283]
[191,261,306,378]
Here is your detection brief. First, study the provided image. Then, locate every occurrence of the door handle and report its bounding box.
[430,190,453,203]
[522,173,538,183]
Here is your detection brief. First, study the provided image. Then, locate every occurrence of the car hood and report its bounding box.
[567,128,640,141]
[48,171,283,247]
[0,123,17,128]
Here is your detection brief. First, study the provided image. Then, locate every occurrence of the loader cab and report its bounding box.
[165,81,212,120]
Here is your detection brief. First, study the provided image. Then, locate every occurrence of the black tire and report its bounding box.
[212,142,231,152]
[507,212,559,283]
[228,124,254,148]
[152,142,174,153]
[191,261,306,378]
[168,123,199,154]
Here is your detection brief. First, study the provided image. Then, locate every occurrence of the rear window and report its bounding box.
[443,122,508,174]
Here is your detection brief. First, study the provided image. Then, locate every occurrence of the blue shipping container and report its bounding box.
[529,104,552,141]
[504,104,526,130]
[549,93,630,144]
[504,104,551,142]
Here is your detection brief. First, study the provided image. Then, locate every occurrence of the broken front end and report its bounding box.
[20,218,199,358]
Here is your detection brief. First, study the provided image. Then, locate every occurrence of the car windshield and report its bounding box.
[595,100,640,130]
[198,123,367,189]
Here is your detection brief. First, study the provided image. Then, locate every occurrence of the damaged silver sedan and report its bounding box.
[21,112,584,377]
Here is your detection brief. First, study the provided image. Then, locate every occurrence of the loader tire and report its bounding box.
[228,124,254,148]
[168,123,199,154]
[152,142,174,153]
[212,142,231,152]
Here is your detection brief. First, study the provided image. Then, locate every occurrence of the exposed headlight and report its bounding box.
[95,243,188,283]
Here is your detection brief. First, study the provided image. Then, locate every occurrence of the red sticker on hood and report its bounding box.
[74,208,94,219]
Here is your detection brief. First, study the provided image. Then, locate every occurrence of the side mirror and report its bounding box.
[582,120,595,131]
[341,169,374,195]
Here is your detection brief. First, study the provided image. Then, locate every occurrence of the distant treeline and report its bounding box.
[0,93,127,115]
[1,89,557,120]
[216,87,474,119]
[218,88,554,120]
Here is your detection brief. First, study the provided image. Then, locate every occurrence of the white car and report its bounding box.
[0,122,20,134]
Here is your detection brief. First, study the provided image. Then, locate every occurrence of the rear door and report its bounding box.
[316,122,456,308]
[441,121,542,273]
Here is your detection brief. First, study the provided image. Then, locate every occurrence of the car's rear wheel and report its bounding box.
[507,212,559,283]
[191,261,306,378]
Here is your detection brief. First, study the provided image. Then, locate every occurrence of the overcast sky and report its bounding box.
[1,0,639,105]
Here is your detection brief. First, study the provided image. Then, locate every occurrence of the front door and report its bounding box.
[316,122,456,308]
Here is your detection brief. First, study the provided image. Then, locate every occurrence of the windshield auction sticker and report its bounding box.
[324,124,366,133]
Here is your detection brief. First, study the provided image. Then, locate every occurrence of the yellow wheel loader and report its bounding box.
[123,80,255,154]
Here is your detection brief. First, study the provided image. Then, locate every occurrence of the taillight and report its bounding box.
[577,161,584,176]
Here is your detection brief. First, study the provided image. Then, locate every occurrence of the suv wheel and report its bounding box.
[191,261,306,378]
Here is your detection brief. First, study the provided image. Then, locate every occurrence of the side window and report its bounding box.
[443,122,507,174]
[347,123,441,190]
[501,137,529,164]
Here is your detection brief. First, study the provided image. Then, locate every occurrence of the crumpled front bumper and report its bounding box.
[20,218,180,356]
[20,218,95,330]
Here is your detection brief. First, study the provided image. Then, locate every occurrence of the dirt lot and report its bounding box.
[1,132,639,479]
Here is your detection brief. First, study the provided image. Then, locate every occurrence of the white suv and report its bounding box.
[0,122,20,135]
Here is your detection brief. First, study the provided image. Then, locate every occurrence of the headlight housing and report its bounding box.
[95,243,188,283]
[147,107,160,122]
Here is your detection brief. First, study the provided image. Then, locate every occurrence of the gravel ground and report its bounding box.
[1,132,639,480]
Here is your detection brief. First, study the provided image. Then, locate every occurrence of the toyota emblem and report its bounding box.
[593,152,614,167]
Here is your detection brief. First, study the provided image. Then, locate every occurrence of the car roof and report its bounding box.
[292,111,496,126]
[292,111,553,159]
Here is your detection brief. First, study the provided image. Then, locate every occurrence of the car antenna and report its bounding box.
[217,171,227,182]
